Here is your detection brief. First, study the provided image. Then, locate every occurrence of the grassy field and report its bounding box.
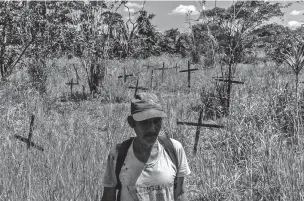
[0,54,304,201]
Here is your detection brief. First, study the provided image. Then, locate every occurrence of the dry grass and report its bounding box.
[0,54,304,200]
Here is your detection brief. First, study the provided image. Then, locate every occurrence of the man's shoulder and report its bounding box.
[111,138,134,156]
[108,142,123,158]
[168,138,183,149]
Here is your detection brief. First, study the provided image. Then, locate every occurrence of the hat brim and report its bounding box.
[132,109,167,121]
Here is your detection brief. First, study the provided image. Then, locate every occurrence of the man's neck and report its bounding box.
[133,137,159,163]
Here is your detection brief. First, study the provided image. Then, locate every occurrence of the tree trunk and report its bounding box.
[225,57,233,116]
[0,19,7,78]
[295,73,299,142]
[89,56,106,94]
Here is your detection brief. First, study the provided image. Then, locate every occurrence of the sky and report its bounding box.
[118,1,304,32]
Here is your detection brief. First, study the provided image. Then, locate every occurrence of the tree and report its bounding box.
[122,2,160,59]
[0,1,45,78]
[67,1,120,94]
[158,28,180,54]
[253,23,292,64]
[283,42,304,138]
[196,1,288,115]
[201,1,287,64]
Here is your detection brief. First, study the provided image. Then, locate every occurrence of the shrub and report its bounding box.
[28,59,47,95]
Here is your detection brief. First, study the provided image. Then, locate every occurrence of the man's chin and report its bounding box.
[143,135,158,145]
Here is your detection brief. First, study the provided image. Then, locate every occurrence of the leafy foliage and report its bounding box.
[198,1,286,65]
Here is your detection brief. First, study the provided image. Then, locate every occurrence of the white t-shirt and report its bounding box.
[102,138,191,201]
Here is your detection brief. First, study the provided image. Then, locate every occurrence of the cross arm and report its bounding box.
[179,68,199,73]
[118,74,134,78]
[14,135,44,152]
[214,78,244,84]
[128,86,149,90]
[154,67,174,70]
[177,121,224,128]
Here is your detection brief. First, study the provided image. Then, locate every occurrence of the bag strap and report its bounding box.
[159,136,179,189]
[115,137,134,191]
[158,136,178,173]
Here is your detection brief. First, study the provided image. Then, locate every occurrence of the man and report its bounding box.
[101,92,191,201]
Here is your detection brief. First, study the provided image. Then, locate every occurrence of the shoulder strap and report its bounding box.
[115,137,134,191]
[158,136,178,170]
[159,136,179,189]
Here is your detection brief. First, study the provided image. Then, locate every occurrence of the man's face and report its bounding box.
[134,117,162,146]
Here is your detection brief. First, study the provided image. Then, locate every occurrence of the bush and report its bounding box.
[28,59,47,95]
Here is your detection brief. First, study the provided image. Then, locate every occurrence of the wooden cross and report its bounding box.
[82,85,86,100]
[213,74,244,116]
[14,115,44,152]
[143,63,157,72]
[128,78,149,97]
[118,67,133,83]
[177,110,224,155]
[179,61,199,88]
[154,62,174,83]
[118,50,123,59]
[65,78,79,97]
[150,69,154,89]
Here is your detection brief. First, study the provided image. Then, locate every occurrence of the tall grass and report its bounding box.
[0,54,304,200]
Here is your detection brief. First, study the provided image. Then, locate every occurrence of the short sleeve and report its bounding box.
[170,139,191,177]
[102,146,118,187]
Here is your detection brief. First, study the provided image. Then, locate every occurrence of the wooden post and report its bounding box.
[151,69,154,89]
[124,67,126,83]
[82,85,85,99]
[134,78,139,97]
[162,62,165,83]
[193,110,203,155]
[70,78,73,96]
[146,62,150,72]
[187,61,191,88]
[227,63,232,116]
[179,61,199,88]
[128,78,149,97]
[72,64,79,84]
[14,115,44,152]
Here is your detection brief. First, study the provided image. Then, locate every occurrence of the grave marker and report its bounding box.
[177,110,224,155]
[154,62,174,83]
[118,67,133,83]
[128,78,149,97]
[82,85,86,99]
[175,63,179,73]
[179,61,199,88]
[14,115,44,152]
[143,63,158,72]
[213,71,244,115]
[150,69,154,89]
[65,78,79,97]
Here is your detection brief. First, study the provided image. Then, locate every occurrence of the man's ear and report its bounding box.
[127,115,135,128]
